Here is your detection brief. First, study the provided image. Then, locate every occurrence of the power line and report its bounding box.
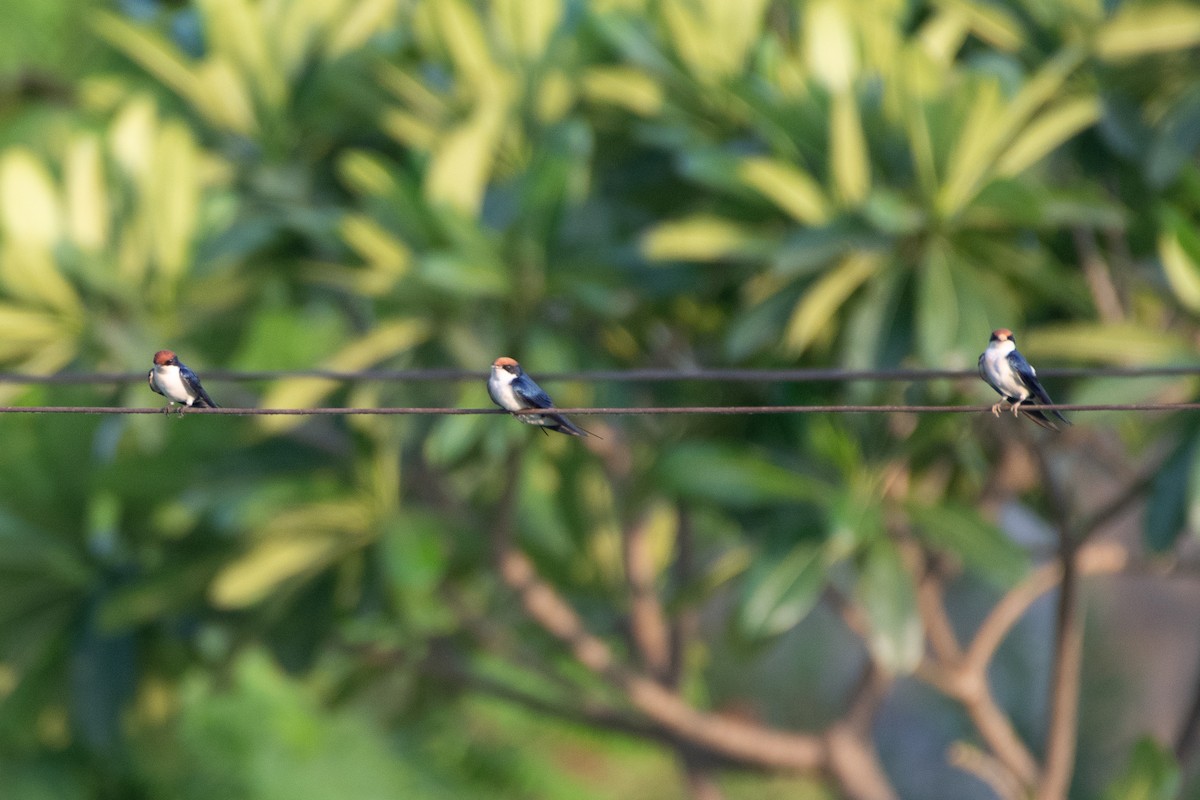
[0,365,1198,385]
[0,402,1196,416]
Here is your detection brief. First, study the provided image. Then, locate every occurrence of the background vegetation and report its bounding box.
[3,0,1200,798]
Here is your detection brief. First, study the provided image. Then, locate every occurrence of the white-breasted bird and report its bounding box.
[487,357,591,437]
[977,329,1068,430]
[148,350,218,412]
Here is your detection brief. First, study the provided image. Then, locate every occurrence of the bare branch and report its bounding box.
[624,506,673,681]
[491,454,826,774]
[913,551,963,664]
[949,742,1026,800]
[1073,226,1125,323]
[1030,440,1081,800]
[964,543,1126,672]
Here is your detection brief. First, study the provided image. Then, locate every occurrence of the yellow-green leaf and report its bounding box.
[327,0,400,58]
[996,96,1100,176]
[64,134,110,252]
[424,85,511,215]
[641,215,766,262]
[582,67,663,116]
[339,213,412,273]
[784,253,880,355]
[805,0,857,91]
[1096,3,1200,60]
[210,502,372,608]
[830,89,870,205]
[0,148,61,247]
[258,319,430,431]
[493,0,561,61]
[92,12,208,112]
[737,157,829,225]
[1160,214,1200,315]
[198,0,287,110]
[150,120,201,280]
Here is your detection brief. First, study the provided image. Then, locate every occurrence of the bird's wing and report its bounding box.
[978,352,998,392]
[1007,350,1069,425]
[180,365,218,408]
[513,378,555,409]
[1006,351,1053,404]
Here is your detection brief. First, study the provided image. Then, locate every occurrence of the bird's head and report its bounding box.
[153,350,179,366]
[492,356,521,377]
[989,329,1014,344]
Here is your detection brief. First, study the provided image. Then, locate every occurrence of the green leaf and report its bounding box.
[909,503,1029,586]
[916,244,957,365]
[657,444,828,508]
[424,86,512,216]
[738,542,826,638]
[493,0,562,62]
[1144,435,1196,552]
[996,95,1100,176]
[1095,3,1200,60]
[1024,324,1188,364]
[804,0,857,91]
[856,537,922,673]
[736,156,830,225]
[783,253,880,355]
[209,501,373,608]
[1102,737,1180,800]
[641,215,774,263]
[424,413,490,466]
[830,89,869,204]
[92,12,207,114]
[258,319,429,431]
[1158,206,1200,314]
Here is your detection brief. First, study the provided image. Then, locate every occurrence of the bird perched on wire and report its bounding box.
[148,350,218,413]
[487,357,592,437]
[978,329,1068,430]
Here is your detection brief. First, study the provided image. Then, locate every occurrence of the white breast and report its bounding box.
[153,364,196,404]
[488,370,522,411]
[982,343,1029,399]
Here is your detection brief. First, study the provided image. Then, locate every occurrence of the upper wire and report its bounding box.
[0,364,1198,385]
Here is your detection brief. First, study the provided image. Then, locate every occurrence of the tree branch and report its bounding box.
[491,451,827,774]
[1030,440,1082,800]
[1073,226,1125,323]
[624,506,673,681]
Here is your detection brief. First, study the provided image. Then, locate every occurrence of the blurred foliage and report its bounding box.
[1,0,1200,798]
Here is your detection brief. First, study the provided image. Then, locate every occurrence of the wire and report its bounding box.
[1,365,1198,385]
[0,402,1196,415]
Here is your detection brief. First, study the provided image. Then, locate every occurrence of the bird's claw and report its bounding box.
[990,402,1005,417]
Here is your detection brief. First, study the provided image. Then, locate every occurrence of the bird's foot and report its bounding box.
[990,401,1005,417]
[1010,401,1022,418]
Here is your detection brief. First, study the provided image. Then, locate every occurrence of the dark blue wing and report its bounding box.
[180,365,218,408]
[1007,349,1068,426]
[513,377,555,409]
[1006,350,1052,404]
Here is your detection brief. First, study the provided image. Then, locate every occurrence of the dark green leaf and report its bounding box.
[738,542,825,639]
[909,503,1029,586]
[1102,737,1180,800]
[657,444,828,508]
[856,537,922,673]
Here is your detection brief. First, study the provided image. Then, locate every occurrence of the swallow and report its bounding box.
[148,350,218,413]
[487,357,592,437]
[978,329,1068,430]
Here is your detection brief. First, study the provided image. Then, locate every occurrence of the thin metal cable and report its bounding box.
[0,403,1196,416]
[1,365,1198,385]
